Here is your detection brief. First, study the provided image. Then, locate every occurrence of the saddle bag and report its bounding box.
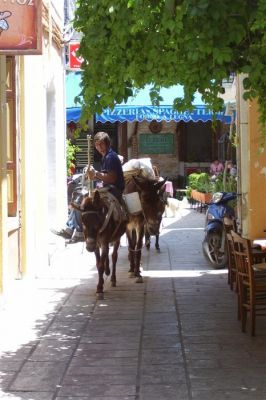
[123,192,142,215]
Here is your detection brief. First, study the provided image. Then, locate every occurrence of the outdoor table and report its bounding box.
[253,239,266,250]
[252,239,266,263]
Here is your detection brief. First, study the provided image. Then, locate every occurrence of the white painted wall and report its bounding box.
[22,3,67,275]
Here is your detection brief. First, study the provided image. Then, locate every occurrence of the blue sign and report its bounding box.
[95,105,231,124]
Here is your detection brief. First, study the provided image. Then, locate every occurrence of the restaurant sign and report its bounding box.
[69,42,83,70]
[139,133,175,155]
[0,0,42,55]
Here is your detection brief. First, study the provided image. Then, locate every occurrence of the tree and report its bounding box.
[74,0,266,132]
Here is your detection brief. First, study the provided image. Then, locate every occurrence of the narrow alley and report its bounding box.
[1,201,266,400]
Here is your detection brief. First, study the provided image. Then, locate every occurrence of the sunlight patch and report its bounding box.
[142,269,227,278]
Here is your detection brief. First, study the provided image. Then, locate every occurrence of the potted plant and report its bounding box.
[188,173,212,204]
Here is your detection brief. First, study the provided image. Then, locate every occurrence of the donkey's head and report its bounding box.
[72,191,107,252]
[133,176,167,235]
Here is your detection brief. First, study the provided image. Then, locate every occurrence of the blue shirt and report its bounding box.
[101,148,125,193]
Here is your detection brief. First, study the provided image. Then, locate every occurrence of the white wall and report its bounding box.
[22,7,67,274]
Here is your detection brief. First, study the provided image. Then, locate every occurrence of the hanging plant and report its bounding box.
[66,139,80,176]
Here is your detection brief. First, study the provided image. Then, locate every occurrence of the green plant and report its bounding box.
[74,0,266,139]
[66,139,80,176]
[211,173,237,193]
[188,173,212,193]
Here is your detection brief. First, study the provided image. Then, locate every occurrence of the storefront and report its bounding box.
[66,72,232,186]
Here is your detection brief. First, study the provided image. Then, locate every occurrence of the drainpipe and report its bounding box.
[236,73,248,235]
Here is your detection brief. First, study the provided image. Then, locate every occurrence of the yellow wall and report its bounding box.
[247,100,266,239]
[18,57,26,275]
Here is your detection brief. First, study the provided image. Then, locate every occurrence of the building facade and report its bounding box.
[0,0,67,303]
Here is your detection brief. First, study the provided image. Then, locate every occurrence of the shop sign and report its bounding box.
[69,42,83,70]
[0,0,42,55]
[139,133,175,155]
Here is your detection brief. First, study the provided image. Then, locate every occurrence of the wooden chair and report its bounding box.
[226,232,240,320]
[223,217,237,290]
[231,231,266,336]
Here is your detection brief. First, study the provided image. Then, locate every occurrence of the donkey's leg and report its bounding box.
[135,227,144,283]
[155,234,160,252]
[95,248,103,298]
[144,225,150,250]
[145,232,151,250]
[96,246,108,299]
[127,229,136,278]
[104,245,110,276]
[110,239,120,287]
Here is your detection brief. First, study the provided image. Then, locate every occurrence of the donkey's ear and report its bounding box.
[93,190,102,208]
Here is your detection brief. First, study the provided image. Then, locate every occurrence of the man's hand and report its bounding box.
[87,165,97,180]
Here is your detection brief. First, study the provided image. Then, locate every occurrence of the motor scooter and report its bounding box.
[202,191,237,269]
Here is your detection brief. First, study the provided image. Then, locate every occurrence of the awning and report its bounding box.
[66,72,232,124]
[66,107,82,123]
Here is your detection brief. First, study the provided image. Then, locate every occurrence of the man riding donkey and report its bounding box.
[53,131,166,297]
[68,132,128,298]
[52,132,126,243]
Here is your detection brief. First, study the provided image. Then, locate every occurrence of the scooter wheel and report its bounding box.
[202,233,227,269]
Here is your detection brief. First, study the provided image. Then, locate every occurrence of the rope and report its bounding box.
[128,247,142,253]
[99,203,114,234]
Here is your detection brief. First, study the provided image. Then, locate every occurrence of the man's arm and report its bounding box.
[87,166,117,183]
[95,170,117,184]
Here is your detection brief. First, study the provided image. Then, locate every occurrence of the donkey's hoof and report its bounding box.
[128,271,135,278]
[105,267,110,276]
[96,292,104,300]
[111,281,116,287]
[156,247,160,252]
[135,276,143,283]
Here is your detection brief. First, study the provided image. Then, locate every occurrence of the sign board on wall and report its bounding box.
[69,42,83,70]
[0,0,42,55]
[139,133,175,154]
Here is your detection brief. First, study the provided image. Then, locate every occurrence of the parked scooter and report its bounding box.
[202,191,237,269]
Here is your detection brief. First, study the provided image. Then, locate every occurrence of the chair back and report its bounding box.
[226,231,236,268]
[223,217,238,289]
[231,231,254,287]
[223,216,237,234]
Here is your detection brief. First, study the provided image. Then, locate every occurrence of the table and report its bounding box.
[253,239,266,251]
[253,263,266,271]
[252,239,266,263]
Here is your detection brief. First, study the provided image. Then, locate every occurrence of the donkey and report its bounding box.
[124,176,166,282]
[144,191,167,252]
[72,189,127,299]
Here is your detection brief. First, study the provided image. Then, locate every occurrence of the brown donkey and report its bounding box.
[73,189,127,299]
[124,176,166,282]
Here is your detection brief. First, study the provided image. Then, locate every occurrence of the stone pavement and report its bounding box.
[1,200,266,400]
